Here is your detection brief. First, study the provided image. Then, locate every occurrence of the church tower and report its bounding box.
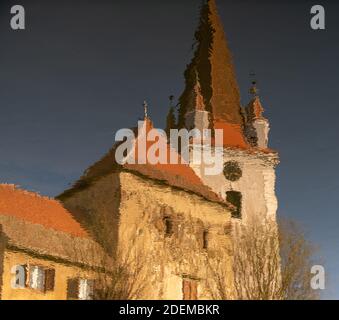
[175,0,279,222]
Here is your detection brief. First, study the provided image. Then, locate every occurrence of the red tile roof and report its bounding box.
[0,184,88,238]
[210,120,277,155]
[124,118,227,204]
[246,97,266,121]
[59,119,230,207]
[213,120,250,149]
[178,0,243,127]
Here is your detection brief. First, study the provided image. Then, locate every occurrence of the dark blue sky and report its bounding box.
[0,0,338,298]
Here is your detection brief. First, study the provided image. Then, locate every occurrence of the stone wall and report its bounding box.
[62,170,234,300]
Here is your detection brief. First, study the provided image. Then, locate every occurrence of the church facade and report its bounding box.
[0,0,279,300]
[58,0,279,300]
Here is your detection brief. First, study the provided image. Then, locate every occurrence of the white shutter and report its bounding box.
[29,266,45,291]
[78,279,93,300]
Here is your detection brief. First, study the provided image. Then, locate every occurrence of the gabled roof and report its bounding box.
[0,184,88,238]
[59,119,232,208]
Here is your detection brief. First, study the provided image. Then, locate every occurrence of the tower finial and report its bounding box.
[249,71,259,98]
[143,100,148,119]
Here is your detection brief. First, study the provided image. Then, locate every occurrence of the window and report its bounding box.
[79,279,94,300]
[29,266,45,291]
[226,191,242,219]
[44,269,55,292]
[12,265,27,289]
[67,278,94,300]
[28,265,55,292]
[163,216,174,237]
[182,279,198,300]
[202,230,209,249]
[67,278,79,300]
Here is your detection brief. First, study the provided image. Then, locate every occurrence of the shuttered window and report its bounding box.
[79,279,94,300]
[12,264,27,288]
[29,266,45,292]
[67,278,80,300]
[67,278,94,300]
[182,279,198,300]
[26,265,55,292]
[44,269,55,292]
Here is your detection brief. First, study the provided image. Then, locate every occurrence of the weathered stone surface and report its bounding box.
[62,171,234,299]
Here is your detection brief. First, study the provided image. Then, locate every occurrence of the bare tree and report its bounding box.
[206,217,319,300]
[63,232,150,300]
[278,219,319,300]
[91,247,149,300]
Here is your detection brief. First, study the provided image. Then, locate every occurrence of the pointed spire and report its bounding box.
[178,0,243,129]
[247,97,265,121]
[245,78,270,148]
[247,79,266,121]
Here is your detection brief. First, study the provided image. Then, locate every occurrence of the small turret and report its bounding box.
[245,81,270,148]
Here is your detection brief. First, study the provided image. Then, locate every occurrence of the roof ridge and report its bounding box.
[58,121,230,207]
[0,184,61,204]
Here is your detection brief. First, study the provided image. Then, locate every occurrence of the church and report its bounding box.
[0,0,279,300]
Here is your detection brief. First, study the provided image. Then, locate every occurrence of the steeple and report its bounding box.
[245,81,270,148]
[247,79,265,121]
[178,0,243,130]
